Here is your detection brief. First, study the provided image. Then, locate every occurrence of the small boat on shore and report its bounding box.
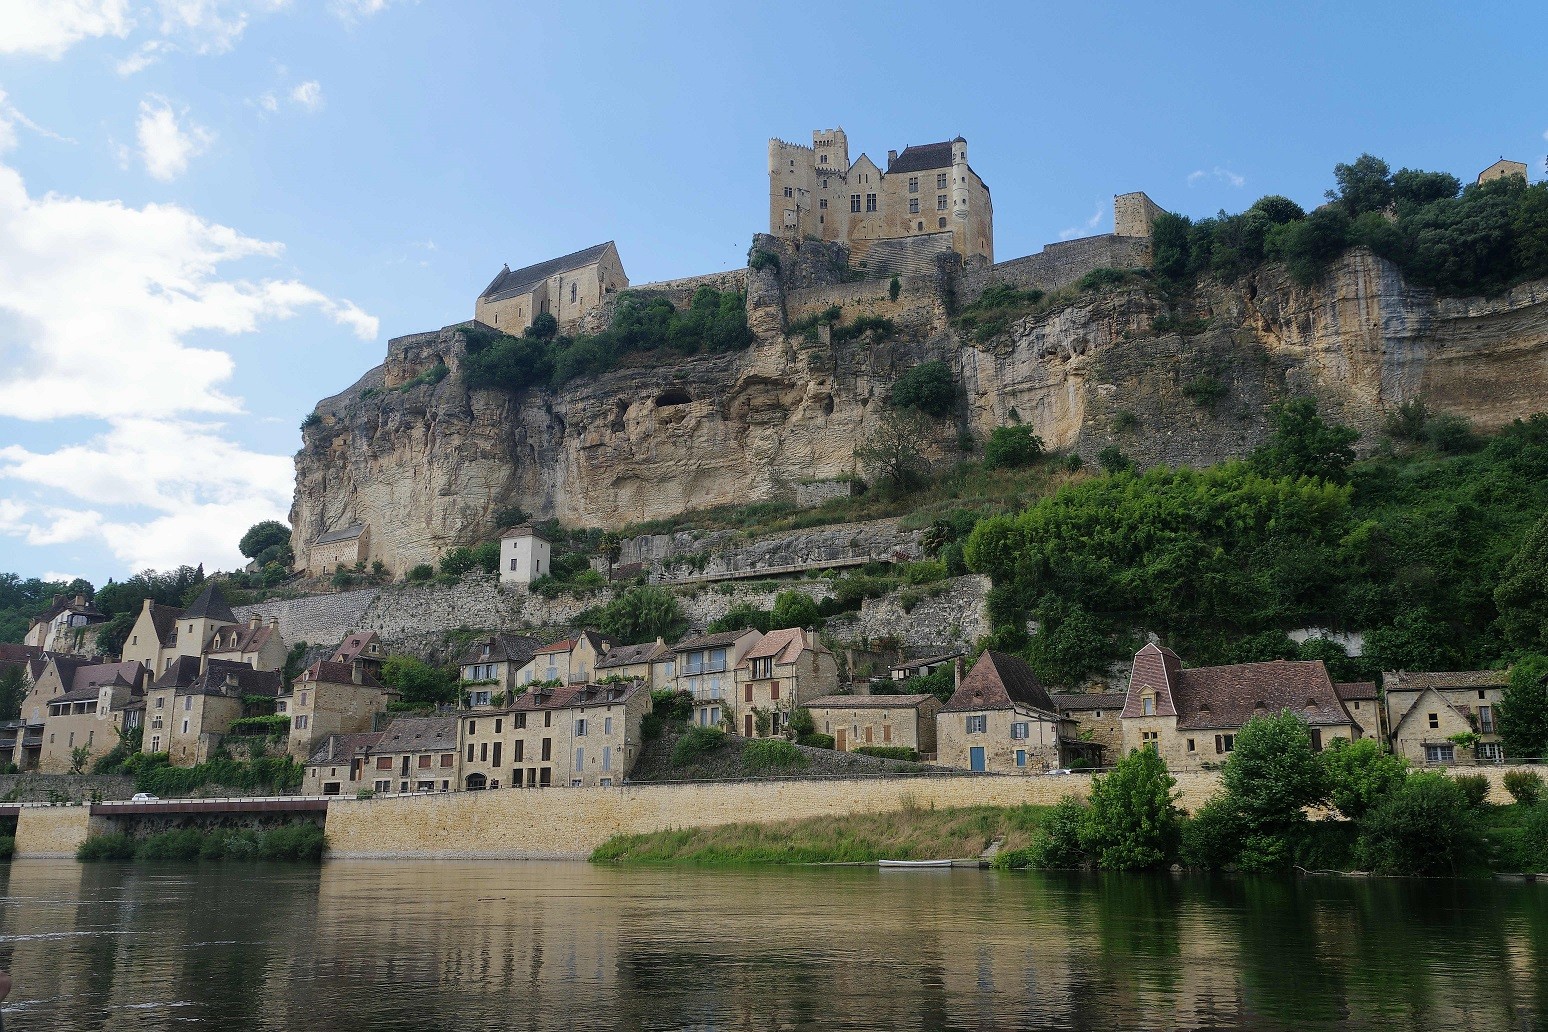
[878,859,954,868]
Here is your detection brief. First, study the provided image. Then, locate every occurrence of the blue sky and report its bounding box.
[0,0,1543,586]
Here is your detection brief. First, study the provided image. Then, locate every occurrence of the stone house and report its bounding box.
[1050,691,1127,765]
[457,633,542,702]
[204,614,287,673]
[24,594,106,655]
[281,659,394,762]
[889,652,960,682]
[769,128,994,263]
[515,630,614,687]
[735,627,839,739]
[119,599,185,675]
[361,716,460,795]
[141,658,283,765]
[301,731,385,795]
[308,524,370,576]
[1119,643,1357,772]
[35,661,147,773]
[459,680,652,790]
[805,693,940,756]
[1477,158,1528,185]
[937,651,1074,773]
[474,241,629,334]
[595,637,672,688]
[331,630,386,680]
[673,628,763,730]
[1383,669,1510,765]
[1334,681,1382,741]
[498,525,552,586]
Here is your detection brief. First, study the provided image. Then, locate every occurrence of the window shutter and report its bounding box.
[1215,735,1224,755]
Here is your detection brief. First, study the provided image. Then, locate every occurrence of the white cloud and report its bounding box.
[0,90,76,153]
[289,80,323,112]
[1057,202,1105,241]
[256,91,280,114]
[0,0,133,58]
[115,39,172,75]
[331,0,412,19]
[1187,166,1246,188]
[135,96,214,181]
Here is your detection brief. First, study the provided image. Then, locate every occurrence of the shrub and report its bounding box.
[594,585,687,642]
[888,275,901,301]
[742,739,807,772]
[890,361,956,417]
[801,732,836,750]
[1451,773,1492,809]
[1319,738,1409,819]
[1179,797,1244,870]
[1096,445,1132,473]
[1081,748,1182,870]
[770,591,821,630]
[1503,769,1544,806]
[708,604,774,634]
[984,425,1043,469]
[77,833,138,861]
[259,823,327,862]
[1028,797,1089,868]
[1076,267,1131,292]
[1183,375,1227,410]
[355,788,376,800]
[748,247,780,273]
[1356,771,1483,875]
[670,726,726,767]
[407,563,434,582]
[854,746,918,761]
[650,689,695,728]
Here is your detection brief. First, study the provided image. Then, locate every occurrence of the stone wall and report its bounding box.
[794,480,853,508]
[322,769,1229,859]
[234,588,380,649]
[620,517,921,578]
[826,575,991,651]
[0,773,137,802]
[14,805,110,858]
[785,273,944,333]
[962,234,1152,300]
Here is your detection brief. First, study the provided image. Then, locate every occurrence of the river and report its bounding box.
[1,859,1544,1030]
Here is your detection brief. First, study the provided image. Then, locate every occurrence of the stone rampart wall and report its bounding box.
[825,575,991,651]
[234,588,380,649]
[784,274,941,328]
[0,774,137,802]
[633,269,748,301]
[962,234,1152,300]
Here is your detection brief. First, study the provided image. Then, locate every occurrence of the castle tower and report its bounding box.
[812,128,849,173]
[950,136,971,224]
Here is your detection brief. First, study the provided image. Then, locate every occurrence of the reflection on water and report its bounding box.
[0,859,1544,1030]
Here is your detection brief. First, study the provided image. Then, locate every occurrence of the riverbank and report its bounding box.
[76,822,325,863]
[590,804,1051,864]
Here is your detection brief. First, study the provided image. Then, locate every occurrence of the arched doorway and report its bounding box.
[465,772,487,791]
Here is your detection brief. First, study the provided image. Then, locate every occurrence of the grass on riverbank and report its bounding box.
[76,823,325,863]
[590,804,1052,865]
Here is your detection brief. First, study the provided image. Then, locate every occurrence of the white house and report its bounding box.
[499,525,552,585]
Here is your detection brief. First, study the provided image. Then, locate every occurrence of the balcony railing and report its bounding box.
[683,661,727,676]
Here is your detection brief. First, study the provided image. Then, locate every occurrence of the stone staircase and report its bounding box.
[857,232,955,279]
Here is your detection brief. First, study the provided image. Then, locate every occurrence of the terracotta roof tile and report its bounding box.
[806,694,937,710]
[1051,692,1127,711]
[941,652,1057,715]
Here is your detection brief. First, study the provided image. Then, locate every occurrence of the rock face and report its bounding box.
[293,243,1548,573]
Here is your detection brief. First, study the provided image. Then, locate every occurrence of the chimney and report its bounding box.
[955,656,965,691]
[74,594,87,607]
[249,614,262,629]
[351,660,363,685]
[887,149,897,165]
[268,617,279,629]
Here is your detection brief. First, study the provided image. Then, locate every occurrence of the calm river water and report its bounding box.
[1,859,1544,1031]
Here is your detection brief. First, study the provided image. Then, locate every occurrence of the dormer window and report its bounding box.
[1141,694,1155,716]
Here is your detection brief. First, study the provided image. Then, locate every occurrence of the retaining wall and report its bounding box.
[13,806,110,858]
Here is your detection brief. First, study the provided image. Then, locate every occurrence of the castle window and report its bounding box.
[917,222,923,231]
[819,198,827,209]
[850,194,861,213]
[908,177,919,194]
[937,194,948,210]
[865,193,877,212]
[939,218,947,229]
[570,283,577,304]
[783,186,793,198]
[909,198,919,214]
[819,154,828,164]
[937,173,948,189]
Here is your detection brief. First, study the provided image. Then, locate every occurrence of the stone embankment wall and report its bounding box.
[826,575,991,650]
[12,806,111,858]
[234,588,380,648]
[0,774,137,802]
[621,518,922,580]
[961,233,1152,298]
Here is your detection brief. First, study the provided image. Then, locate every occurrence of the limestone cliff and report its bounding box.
[292,243,1548,573]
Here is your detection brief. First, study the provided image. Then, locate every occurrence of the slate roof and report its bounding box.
[207,621,279,657]
[332,630,382,664]
[498,524,549,542]
[596,639,669,670]
[1051,692,1127,712]
[457,633,542,669]
[307,731,385,767]
[740,627,828,667]
[890,652,961,674]
[1334,681,1379,702]
[143,603,184,645]
[174,660,281,698]
[0,644,41,666]
[1385,670,1510,692]
[153,655,205,689]
[941,652,1058,715]
[375,715,458,753]
[674,629,759,654]
[314,524,365,546]
[295,659,385,689]
[183,583,237,624]
[68,661,145,695]
[1122,644,1353,730]
[479,242,614,303]
[886,141,957,175]
[806,693,937,710]
[40,655,94,688]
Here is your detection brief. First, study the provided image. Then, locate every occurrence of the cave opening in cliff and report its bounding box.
[655,388,693,407]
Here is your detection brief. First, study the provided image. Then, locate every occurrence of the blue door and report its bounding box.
[970,747,986,772]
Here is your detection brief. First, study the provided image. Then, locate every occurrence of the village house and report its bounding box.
[1383,669,1510,766]
[34,660,147,773]
[360,715,460,795]
[141,658,283,765]
[204,614,287,672]
[1050,691,1127,764]
[306,523,370,577]
[515,630,613,687]
[459,679,652,790]
[301,731,385,795]
[1119,643,1358,771]
[735,627,839,739]
[473,241,629,334]
[24,594,106,655]
[331,630,386,680]
[457,633,542,703]
[673,628,762,730]
[1334,681,1382,741]
[281,659,394,762]
[498,526,552,586]
[889,652,960,682]
[119,598,186,674]
[806,693,940,756]
[937,652,1079,773]
[595,637,672,688]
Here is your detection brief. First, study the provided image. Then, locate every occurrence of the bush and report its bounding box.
[984,425,1043,469]
[742,739,808,772]
[650,689,695,728]
[770,591,821,630]
[1096,445,1131,473]
[407,563,434,582]
[708,603,774,634]
[1076,267,1131,292]
[1319,738,1409,819]
[799,732,835,750]
[1179,797,1244,870]
[1081,748,1183,870]
[890,361,956,417]
[77,833,138,861]
[670,726,726,767]
[1356,771,1483,875]
[854,745,918,761]
[594,585,687,643]
[1503,769,1544,806]
[1027,797,1089,868]
[1451,773,1492,809]
[1182,375,1227,410]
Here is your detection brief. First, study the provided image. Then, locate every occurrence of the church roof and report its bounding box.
[315,524,366,546]
[183,583,236,624]
[886,141,957,175]
[479,242,615,304]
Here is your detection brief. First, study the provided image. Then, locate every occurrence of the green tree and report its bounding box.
[1355,771,1481,875]
[1266,205,1351,285]
[0,664,25,721]
[1024,603,1111,687]
[1079,747,1182,870]
[984,425,1043,469]
[595,586,686,643]
[1325,153,1393,217]
[856,407,934,494]
[1391,168,1461,211]
[1222,711,1326,869]
[890,360,956,417]
[1150,211,1193,281]
[1250,397,1359,484]
[707,604,773,635]
[69,745,91,775]
[1495,513,1548,653]
[380,655,458,710]
[239,521,291,563]
[94,610,136,660]
[1317,738,1408,819]
[1497,654,1548,760]
[770,591,820,630]
[1363,608,1464,673]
